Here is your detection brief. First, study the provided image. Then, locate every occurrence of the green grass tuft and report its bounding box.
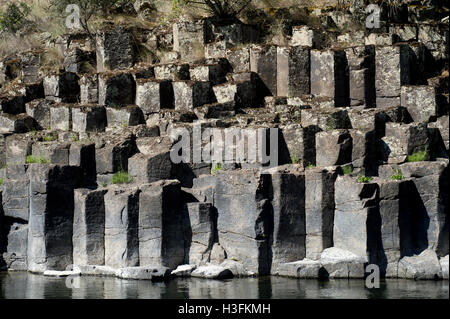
[306,163,315,169]
[342,165,353,175]
[211,163,223,175]
[0,178,3,186]
[407,148,428,162]
[26,155,49,164]
[112,170,132,184]
[391,165,403,181]
[357,175,373,183]
[291,154,300,164]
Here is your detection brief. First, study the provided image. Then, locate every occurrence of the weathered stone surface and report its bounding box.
[334,176,379,258]
[194,102,235,120]
[216,170,272,275]
[226,47,250,73]
[173,21,206,62]
[50,104,71,131]
[104,185,140,268]
[96,27,134,72]
[310,49,348,107]
[106,105,145,128]
[73,188,107,266]
[72,105,106,133]
[79,75,98,104]
[219,259,254,277]
[115,266,171,281]
[171,264,197,277]
[2,221,28,270]
[43,72,80,103]
[69,143,96,184]
[191,265,233,279]
[301,108,351,131]
[138,180,184,269]
[250,45,278,96]
[28,164,81,272]
[428,116,449,151]
[5,134,34,165]
[95,135,137,175]
[25,99,51,130]
[98,72,136,107]
[375,45,411,107]
[32,142,70,165]
[305,168,337,260]
[276,259,321,278]
[154,63,190,81]
[398,249,443,280]
[316,130,352,167]
[128,142,172,183]
[135,79,174,115]
[64,47,94,73]
[213,73,263,108]
[290,26,317,47]
[319,247,367,279]
[2,166,30,221]
[401,85,440,123]
[173,81,215,110]
[0,94,25,115]
[381,123,431,163]
[349,129,377,176]
[390,24,418,42]
[0,113,36,134]
[20,51,42,84]
[190,64,226,85]
[440,255,449,279]
[277,46,310,97]
[185,202,215,265]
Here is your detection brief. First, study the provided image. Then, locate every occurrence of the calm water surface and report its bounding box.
[0,272,448,299]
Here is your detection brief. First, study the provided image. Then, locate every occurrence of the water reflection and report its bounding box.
[0,272,448,299]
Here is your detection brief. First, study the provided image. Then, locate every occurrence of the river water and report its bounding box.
[0,272,448,299]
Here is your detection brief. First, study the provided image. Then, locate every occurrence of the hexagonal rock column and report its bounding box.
[250,45,278,96]
[96,27,134,72]
[135,79,174,116]
[262,167,306,271]
[98,72,136,107]
[105,105,145,128]
[50,104,72,131]
[215,169,272,275]
[315,130,352,167]
[301,108,351,131]
[72,105,106,133]
[43,72,80,103]
[185,202,216,265]
[154,63,190,81]
[27,164,81,272]
[334,175,379,258]
[226,47,251,73]
[173,21,206,62]
[278,124,318,166]
[20,51,41,84]
[79,74,98,104]
[276,46,310,97]
[32,142,70,165]
[139,180,185,269]
[381,123,431,164]
[310,49,349,107]
[401,85,441,123]
[349,129,378,176]
[73,188,107,266]
[25,99,51,130]
[190,64,227,86]
[2,165,31,221]
[1,220,28,271]
[305,167,338,260]
[0,114,35,134]
[345,45,376,107]
[128,140,172,184]
[4,134,35,166]
[69,143,96,185]
[104,185,140,268]
[375,45,411,107]
[173,81,215,110]
[0,94,25,115]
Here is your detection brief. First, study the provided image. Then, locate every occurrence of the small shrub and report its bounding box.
[0,178,3,186]
[291,154,300,164]
[26,155,50,164]
[391,165,403,181]
[357,175,373,183]
[111,170,132,184]
[211,163,223,175]
[407,147,428,162]
[44,135,57,142]
[0,2,31,33]
[342,165,353,175]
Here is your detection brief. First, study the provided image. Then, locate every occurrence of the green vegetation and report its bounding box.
[0,2,31,33]
[211,163,224,175]
[0,178,3,186]
[26,155,50,164]
[407,147,428,163]
[183,0,251,18]
[306,163,315,169]
[391,165,403,181]
[44,134,57,142]
[100,181,107,187]
[342,165,353,175]
[111,170,132,184]
[291,154,300,164]
[357,175,373,183]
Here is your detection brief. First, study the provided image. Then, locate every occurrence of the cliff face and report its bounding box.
[0,2,449,281]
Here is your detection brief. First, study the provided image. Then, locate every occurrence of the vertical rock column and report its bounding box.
[305,168,338,260]
[215,170,272,275]
[104,185,140,268]
[28,164,81,272]
[138,180,185,269]
[276,46,310,97]
[73,188,107,266]
[334,175,379,259]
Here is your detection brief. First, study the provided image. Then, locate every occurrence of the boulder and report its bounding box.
[315,130,352,167]
[276,259,321,278]
[96,27,134,72]
[191,265,234,279]
[43,72,80,103]
[171,264,197,277]
[398,249,443,280]
[115,266,171,281]
[98,72,136,107]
